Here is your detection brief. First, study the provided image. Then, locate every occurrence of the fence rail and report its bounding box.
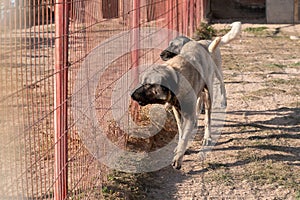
[0,0,205,198]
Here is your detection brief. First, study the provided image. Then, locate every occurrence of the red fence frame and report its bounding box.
[54,0,69,199]
[130,0,141,121]
[0,0,206,199]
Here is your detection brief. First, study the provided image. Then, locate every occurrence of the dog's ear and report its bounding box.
[160,36,192,61]
[165,36,192,55]
[166,66,178,84]
[160,65,178,94]
[130,83,143,97]
[165,43,181,55]
[138,65,179,94]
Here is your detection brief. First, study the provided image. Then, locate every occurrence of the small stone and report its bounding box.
[290,35,300,40]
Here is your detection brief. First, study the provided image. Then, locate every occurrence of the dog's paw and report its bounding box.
[172,160,182,170]
[202,137,212,146]
[172,155,183,170]
[198,151,206,161]
[221,98,227,109]
[200,109,205,114]
[173,146,178,153]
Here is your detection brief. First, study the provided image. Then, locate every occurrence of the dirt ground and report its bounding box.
[102,23,300,199]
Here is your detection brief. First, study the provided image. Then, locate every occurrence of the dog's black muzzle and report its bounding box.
[131,84,171,106]
[160,50,178,61]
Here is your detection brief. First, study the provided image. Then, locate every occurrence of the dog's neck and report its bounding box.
[167,91,180,110]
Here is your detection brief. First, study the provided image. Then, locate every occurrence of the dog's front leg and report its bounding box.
[172,106,182,155]
[214,64,227,108]
[172,116,195,169]
[221,85,227,108]
[219,77,227,108]
[172,106,182,138]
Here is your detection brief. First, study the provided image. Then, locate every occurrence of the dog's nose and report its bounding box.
[138,101,146,106]
[160,53,168,61]
[131,91,138,101]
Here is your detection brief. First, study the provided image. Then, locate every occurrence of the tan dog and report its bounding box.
[132,40,221,169]
[132,22,242,169]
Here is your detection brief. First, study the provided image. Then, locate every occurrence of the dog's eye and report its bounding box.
[144,84,151,89]
[161,86,168,92]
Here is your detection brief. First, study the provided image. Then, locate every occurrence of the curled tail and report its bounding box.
[220,21,242,46]
[208,36,221,53]
[208,21,242,53]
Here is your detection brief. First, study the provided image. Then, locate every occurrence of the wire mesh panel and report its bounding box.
[0,0,204,199]
[66,0,129,198]
[0,0,56,198]
[67,0,199,197]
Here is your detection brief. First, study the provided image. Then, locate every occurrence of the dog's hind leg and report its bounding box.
[207,37,227,108]
[214,63,227,108]
[202,88,212,146]
[196,93,203,116]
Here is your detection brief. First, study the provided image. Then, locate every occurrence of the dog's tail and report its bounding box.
[208,36,221,53]
[207,21,241,53]
[220,21,242,46]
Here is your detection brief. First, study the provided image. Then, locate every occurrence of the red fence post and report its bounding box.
[196,0,201,26]
[170,0,174,30]
[167,0,173,30]
[200,0,206,21]
[189,0,195,35]
[175,0,180,32]
[182,0,188,35]
[167,0,172,41]
[54,0,69,198]
[130,0,140,121]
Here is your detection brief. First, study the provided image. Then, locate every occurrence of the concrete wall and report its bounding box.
[210,0,299,23]
[266,0,294,23]
[210,0,265,20]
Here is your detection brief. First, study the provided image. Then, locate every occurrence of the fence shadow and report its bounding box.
[190,107,300,174]
[125,107,300,198]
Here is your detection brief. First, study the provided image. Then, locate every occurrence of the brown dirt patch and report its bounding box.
[103,23,300,200]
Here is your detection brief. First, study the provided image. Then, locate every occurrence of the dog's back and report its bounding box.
[165,41,217,98]
[180,41,216,83]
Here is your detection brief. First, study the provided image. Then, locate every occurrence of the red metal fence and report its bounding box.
[0,0,205,199]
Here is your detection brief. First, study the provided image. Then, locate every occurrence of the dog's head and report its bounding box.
[131,65,178,106]
[131,83,171,106]
[160,36,191,61]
